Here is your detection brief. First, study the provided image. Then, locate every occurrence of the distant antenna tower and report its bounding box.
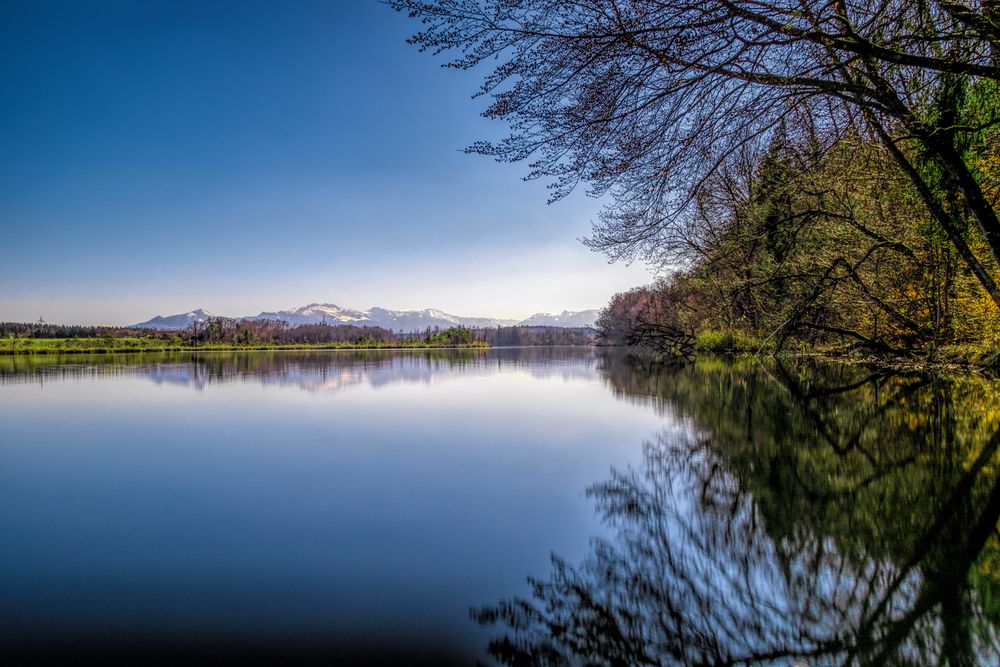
[37,316,45,325]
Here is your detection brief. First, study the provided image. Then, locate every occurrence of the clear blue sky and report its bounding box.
[0,0,651,325]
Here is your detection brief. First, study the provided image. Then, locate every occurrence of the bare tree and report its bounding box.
[391,0,1000,307]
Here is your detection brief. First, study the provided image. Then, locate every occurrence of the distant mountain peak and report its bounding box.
[131,308,217,330]
[133,303,597,331]
[518,310,600,328]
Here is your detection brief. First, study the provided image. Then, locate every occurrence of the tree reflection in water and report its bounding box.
[476,357,1000,665]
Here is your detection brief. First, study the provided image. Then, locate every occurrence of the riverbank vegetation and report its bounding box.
[394,1,1000,364]
[594,125,1000,364]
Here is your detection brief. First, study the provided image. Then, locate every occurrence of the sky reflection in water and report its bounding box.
[0,348,664,663]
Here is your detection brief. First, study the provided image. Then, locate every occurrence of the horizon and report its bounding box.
[131,301,603,327]
[8,298,606,328]
[0,1,652,325]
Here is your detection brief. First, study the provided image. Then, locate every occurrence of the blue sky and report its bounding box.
[0,0,651,325]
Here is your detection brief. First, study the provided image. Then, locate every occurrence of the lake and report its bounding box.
[1,348,999,665]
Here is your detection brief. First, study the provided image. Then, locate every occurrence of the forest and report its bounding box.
[595,119,1000,361]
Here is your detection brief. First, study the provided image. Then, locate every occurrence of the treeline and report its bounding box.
[598,119,1000,356]
[1,320,594,347]
[0,323,151,339]
[480,326,593,347]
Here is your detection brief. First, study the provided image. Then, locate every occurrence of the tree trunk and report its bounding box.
[928,135,1000,272]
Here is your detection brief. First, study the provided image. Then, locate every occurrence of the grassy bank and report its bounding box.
[0,337,491,355]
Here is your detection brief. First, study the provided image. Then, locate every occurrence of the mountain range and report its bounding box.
[132,303,600,332]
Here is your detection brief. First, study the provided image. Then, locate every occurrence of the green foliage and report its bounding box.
[597,130,1000,358]
[428,326,475,346]
[693,329,761,353]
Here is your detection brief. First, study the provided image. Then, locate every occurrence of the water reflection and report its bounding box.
[1,347,671,665]
[5,350,999,663]
[478,357,1000,665]
[0,347,597,392]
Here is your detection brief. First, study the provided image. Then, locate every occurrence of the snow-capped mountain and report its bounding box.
[248,303,520,330]
[517,310,600,328]
[131,308,218,330]
[132,303,597,331]
[251,303,373,326]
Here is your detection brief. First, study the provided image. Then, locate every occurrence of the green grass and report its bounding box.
[0,337,492,355]
[693,329,763,354]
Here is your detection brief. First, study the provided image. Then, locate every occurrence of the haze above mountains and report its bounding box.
[133,303,600,332]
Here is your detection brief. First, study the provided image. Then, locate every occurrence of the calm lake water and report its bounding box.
[1,348,999,665]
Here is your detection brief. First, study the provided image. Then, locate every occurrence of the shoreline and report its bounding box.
[797,349,1000,376]
[597,344,1000,376]
[5,339,996,375]
[0,340,493,355]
